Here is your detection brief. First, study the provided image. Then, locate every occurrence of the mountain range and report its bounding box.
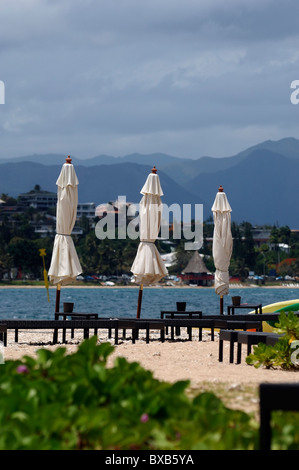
[0,137,299,227]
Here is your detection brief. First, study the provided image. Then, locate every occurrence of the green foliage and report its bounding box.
[271,411,299,450]
[0,337,258,450]
[246,312,299,370]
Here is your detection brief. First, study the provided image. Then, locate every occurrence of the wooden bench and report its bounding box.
[214,319,262,331]
[0,319,116,344]
[218,321,263,363]
[218,330,240,363]
[236,331,281,364]
[266,334,282,346]
[161,318,217,341]
[115,319,165,344]
[54,312,99,343]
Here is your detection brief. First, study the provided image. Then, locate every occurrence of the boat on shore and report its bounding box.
[250,299,299,331]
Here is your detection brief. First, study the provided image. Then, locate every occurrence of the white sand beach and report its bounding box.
[2,327,299,416]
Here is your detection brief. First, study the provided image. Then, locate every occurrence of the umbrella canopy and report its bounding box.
[48,156,82,309]
[131,166,168,317]
[211,185,233,313]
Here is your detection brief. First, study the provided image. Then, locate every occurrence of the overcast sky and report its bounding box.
[1,0,299,160]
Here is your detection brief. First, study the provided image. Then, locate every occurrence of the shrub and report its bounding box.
[246,311,299,370]
[0,337,258,450]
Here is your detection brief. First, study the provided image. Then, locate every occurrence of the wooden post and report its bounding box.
[136,284,143,319]
[55,283,61,313]
[220,295,224,315]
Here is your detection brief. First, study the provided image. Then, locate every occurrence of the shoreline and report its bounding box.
[0,284,298,289]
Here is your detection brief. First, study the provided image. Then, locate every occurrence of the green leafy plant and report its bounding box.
[0,337,258,450]
[246,311,299,370]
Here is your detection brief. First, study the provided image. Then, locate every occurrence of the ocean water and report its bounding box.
[0,286,299,320]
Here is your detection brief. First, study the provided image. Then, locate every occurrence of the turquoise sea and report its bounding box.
[1,286,299,320]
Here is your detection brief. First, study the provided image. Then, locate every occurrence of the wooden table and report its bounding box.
[227,303,262,315]
[161,311,202,337]
[54,312,99,343]
[160,311,202,319]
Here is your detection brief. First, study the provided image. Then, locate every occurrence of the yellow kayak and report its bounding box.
[250,299,299,332]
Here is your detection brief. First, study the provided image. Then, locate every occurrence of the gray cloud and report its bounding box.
[0,0,299,159]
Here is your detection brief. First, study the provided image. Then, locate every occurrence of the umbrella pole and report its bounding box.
[220,295,224,315]
[55,283,61,313]
[136,284,143,319]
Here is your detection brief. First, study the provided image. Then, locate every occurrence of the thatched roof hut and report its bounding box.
[181,251,213,286]
[182,251,208,274]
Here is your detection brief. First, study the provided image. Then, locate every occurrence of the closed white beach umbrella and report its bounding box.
[48,156,82,311]
[212,185,233,315]
[131,166,168,318]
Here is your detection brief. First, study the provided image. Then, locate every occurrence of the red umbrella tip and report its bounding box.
[218,185,224,192]
[152,166,157,173]
[66,155,72,164]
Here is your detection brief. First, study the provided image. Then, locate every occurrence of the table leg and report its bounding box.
[198,328,202,341]
[237,343,242,364]
[218,339,223,362]
[114,325,119,345]
[229,340,234,363]
[53,329,58,344]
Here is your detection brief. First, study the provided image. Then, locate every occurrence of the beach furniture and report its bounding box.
[236,331,281,364]
[218,321,263,363]
[0,319,114,344]
[48,157,83,312]
[114,319,165,344]
[167,318,220,341]
[211,186,233,315]
[214,320,262,331]
[259,383,299,450]
[160,310,203,318]
[131,167,167,318]
[266,334,281,346]
[161,311,202,337]
[218,330,239,363]
[227,303,262,315]
[0,324,7,347]
[53,312,99,343]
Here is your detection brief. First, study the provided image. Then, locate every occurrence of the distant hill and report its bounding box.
[2,136,299,185]
[0,151,184,168]
[186,148,299,226]
[0,161,204,208]
[1,137,299,227]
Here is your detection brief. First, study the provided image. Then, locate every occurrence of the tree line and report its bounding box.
[0,200,299,281]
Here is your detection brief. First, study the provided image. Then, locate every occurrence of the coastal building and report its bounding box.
[180,251,213,286]
[18,186,57,210]
[77,202,96,220]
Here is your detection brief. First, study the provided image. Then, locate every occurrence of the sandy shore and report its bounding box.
[2,328,299,416]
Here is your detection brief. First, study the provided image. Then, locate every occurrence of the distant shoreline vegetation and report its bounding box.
[1,191,299,285]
